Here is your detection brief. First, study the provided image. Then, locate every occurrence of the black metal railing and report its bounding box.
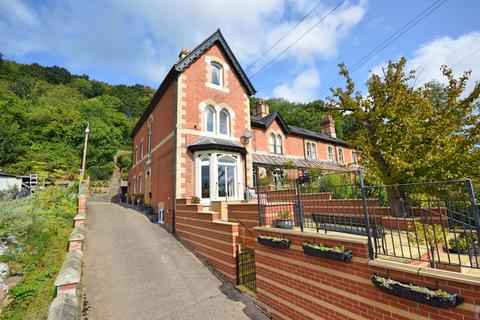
[236,246,256,292]
[256,170,480,269]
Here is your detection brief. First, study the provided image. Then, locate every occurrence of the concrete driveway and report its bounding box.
[82,202,268,320]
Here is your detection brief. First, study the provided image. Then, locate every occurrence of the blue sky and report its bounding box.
[1,0,479,102]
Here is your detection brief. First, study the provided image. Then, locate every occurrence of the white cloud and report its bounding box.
[273,68,320,102]
[0,0,367,86]
[369,32,480,93]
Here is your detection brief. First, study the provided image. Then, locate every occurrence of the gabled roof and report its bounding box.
[251,112,349,146]
[176,29,256,96]
[250,112,290,134]
[131,29,256,138]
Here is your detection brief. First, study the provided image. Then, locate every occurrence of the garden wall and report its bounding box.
[253,226,480,320]
[175,199,239,284]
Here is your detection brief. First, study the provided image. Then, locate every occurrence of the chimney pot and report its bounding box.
[178,48,190,60]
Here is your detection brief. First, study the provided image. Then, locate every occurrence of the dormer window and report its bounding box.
[206,106,216,133]
[269,133,283,154]
[327,146,334,161]
[211,62,223,87]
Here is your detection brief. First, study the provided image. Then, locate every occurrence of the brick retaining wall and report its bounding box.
[253,227,480,320]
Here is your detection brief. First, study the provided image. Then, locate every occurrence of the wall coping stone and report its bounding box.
[47,293,79,320]
[54,250,83,287]
[212,220,239,226]
[68,227,85,242]
[73,214,86,221]
[369,259,480,286]
[253,226,368,244]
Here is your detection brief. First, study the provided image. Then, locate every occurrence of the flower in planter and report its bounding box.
[371,273,463,308]
[258,235,291,249]
[302,242,352,262]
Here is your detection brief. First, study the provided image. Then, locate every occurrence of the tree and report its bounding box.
[328,58,480,216]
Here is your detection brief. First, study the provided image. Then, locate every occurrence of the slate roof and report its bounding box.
[251,113,349,146]
[0,170,18,178]
[131,29,256,138]
[188,137,246,154]
[252,153,356,171]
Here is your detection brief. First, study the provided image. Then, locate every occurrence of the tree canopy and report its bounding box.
[328,57,480,186]
[0,57,154,180]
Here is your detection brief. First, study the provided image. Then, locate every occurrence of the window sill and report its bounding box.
[205,82,229,93]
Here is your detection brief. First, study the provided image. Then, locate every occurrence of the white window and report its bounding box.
[269,133,276,153]
[275,134,283,154]
[195,152,242,203]
[219,109,230,135]
[338,148,344,163]
[327,146,334,161]
[147,119,152,156]
[352,151,357,164]
[306,142,317,159]
[139,175,143,193]
[135,148,138,164]
[133,177,137,194]
[311,143,317,159]
[206,106,216,133]
[140,141,144,159]
[211,62,223,86]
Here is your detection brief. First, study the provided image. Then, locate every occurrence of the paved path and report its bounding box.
[83,202,268,320]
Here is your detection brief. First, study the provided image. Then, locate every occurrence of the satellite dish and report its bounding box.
[243,129,252,138]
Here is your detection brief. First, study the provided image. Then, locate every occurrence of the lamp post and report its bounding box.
[80,122,90,183]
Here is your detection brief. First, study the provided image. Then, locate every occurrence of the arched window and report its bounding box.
[327,146,334,161]
[338,148,344,163]
[311,143,317,159]
[352,151,357,164]
[269,133,276,153]
[206,106,216,133]
[200,154,210,199]
[219,109,230,135]
[147,119,152,156]
[211,62,223,86]
[275,134,283,154]
[217,155,237,198]
[306,142,311,158]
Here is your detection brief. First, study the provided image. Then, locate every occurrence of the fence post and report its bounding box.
[465,179,480,248]
[358,168,374,259]
[256,183,264,226]
[295,178,304,232]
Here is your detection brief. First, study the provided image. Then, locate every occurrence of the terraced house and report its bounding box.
[128,29,356,229]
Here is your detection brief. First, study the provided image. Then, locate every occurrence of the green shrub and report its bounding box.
[0,186,76,320]
[88,162,114,181]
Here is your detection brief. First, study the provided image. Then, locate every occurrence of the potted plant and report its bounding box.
[371,273,464,308]
[257,235,290,249]
[302,242,353,262]
[447,232,479,255]
[273,211,294,229]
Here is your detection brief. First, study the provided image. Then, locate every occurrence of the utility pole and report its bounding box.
[80,122,90,183]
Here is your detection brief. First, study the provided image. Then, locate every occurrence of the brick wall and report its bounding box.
[228,203,260,250]
[253,227,480,320]
[175,199,239,283]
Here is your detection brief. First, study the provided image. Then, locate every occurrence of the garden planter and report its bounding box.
[273,219,294,229]
[258,236,290,249]
[303,243,352,262]
[371,274,463,308]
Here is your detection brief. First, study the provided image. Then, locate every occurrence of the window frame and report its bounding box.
[275,134,283,154]
[327,146,334,162]
[210,62,223,87]
[219,109,230,136]
[205,106,216,133]
[338,148,344,163]
[269,133,276,153]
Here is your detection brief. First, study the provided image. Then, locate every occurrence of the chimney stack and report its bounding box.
[320,116,336,138]
[252,99,270,118]
[178,48,190,60]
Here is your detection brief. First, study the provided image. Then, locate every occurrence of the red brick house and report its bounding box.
[128,29,356,230]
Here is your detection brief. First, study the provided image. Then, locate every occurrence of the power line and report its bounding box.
[249,0,346,79]
[430,47,480,82]
[308,0,448,101]
[245,0,324,72]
